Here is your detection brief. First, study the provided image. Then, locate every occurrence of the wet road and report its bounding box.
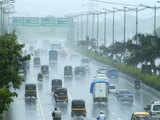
[4,27,160,120]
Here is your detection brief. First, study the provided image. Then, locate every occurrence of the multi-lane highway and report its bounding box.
[3,27,160,120]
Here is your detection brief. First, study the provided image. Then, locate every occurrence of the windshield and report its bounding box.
[153,105,160,111]
[135,116,151,120]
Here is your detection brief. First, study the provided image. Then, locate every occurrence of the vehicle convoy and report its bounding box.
[74,66,86,76]
[144,100,160,119]
[135,79,141,89]
[71,100,86,117]
[51,79,62,92]
[90,80,109,103]
[41,65,49,74]
[37,73,43,81]
[64,66,73,79]
[131,112,151,120]
[33,57,41,66]
[54,88,68,103]
[106,69,119,79]
[116,89,134,103]
[49,50,58,64]
[25,84,37,98]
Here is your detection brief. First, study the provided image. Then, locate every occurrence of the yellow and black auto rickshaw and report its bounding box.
[71,100,86,117]
[54,88,68,103]
[25,84,37,98]
[131,112,151,120]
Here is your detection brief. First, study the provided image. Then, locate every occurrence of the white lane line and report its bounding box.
[30,58,46,120]
[37,90,46,120]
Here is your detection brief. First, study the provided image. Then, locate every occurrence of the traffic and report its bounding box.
[13,39,159,120]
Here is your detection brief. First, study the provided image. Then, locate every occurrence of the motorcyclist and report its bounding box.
[97,111,106,120]
[52,107,61,120]
[135,79,141,89]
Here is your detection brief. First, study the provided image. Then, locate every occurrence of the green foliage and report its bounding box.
[0,88,17,113]
[0,31,30,113]
[78,49,160,91]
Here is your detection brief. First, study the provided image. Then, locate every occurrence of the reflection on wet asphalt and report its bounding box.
[4,28,160,120]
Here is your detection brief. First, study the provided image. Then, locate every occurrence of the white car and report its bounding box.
[96,73,108,80]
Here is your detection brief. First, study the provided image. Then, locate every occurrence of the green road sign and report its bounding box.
[24,17,39,25]
[11,17,73,27]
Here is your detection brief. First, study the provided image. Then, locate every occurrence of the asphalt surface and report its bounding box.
[3,27,160,120]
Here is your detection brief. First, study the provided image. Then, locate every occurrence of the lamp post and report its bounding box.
[139,4,160,36]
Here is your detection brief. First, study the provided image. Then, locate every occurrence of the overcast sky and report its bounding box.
[14,0,159,17]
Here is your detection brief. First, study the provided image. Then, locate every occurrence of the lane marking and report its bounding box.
[30,58,46,120]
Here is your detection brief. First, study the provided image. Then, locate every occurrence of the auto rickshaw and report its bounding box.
[51,79,62,92]
[131,112,151,120]
[54,88,68,103]
[25,84,37,98]
[38,73,43,81]
[64,66,73,79]
[71,100,86,117]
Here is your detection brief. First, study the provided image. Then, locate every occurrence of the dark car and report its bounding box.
[64,66,73,79]
[41,65,49,74]
[71,100,86,117]
[74,66,86,76]
[51,79,62,92]
[54,88,68,103]
[25,84,37,98]
[49,50,58,64]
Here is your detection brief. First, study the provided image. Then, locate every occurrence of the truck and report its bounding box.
[90,80,109,103]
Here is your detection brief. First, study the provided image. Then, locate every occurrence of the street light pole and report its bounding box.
[154,5,157,36]
[112,9,115,44]
[123,7,126,43]
[81,14,83,40]
[96,13,99,49]
[92,13,95,39]
[86,14,89,38]
[104,11,107,46]
[135,8,138,44]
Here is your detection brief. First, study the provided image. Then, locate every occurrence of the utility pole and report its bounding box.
[104,11,107,46]
[123,7,126,43]
[96,13,99,49]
